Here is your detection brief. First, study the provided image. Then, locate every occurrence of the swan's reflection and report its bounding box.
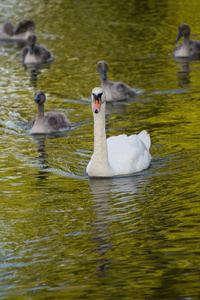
[89,174,144,274]
[90,178,112,273]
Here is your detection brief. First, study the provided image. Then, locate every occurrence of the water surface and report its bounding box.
[0,0,200,299]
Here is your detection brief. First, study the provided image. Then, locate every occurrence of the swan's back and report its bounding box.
[137,130,151,150]
[107,130,151,174]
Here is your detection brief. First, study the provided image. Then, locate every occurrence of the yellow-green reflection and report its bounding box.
[0,0,200,299]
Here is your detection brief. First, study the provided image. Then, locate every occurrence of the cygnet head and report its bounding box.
[34,90,46,104]
[91,87,106,114]
[176,23,190,42]
[28,34,36,44]
[27,34,36,54]
[97,61,108,80]
[3,22,14,36]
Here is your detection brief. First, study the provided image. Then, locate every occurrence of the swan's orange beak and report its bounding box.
[93,95,101,114]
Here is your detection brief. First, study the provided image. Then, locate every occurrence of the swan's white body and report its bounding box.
[86,87,151,177]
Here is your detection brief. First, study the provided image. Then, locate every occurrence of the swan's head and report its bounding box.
[34,90,46,104]
[176,23,190,42]
[91,87,106,114]
[97,61,108,80]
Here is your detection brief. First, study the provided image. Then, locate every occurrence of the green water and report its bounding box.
[0,0,200,299]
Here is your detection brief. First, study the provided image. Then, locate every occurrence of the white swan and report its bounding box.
[86,87,151,177]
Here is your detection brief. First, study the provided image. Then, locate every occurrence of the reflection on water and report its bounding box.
[90,178,112,274]
[32,134,49,181]
[89,174,146,275]
[23,62,54,88]
[31,131,71,181]
[174,57,191,86]
[0,0,200,299]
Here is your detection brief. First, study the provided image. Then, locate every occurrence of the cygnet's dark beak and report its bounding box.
[100,70,107,80]
[30,44,34,54]
[175,32,182,43]
[34,94,41,103]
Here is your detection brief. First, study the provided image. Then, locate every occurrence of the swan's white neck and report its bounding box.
[88,102,113,177]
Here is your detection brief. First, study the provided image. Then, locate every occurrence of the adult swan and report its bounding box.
[86,87,151,177]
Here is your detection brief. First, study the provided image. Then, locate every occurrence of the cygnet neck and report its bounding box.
[36,102,45,122]
[181,34,190,56]
[100,74,108,85]
[183,33,190,44]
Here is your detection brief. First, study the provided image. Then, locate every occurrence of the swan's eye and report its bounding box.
[97,93,103,98]
[93,93,100,102]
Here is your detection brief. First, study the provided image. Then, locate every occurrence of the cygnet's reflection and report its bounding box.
[32,131,70,181]
[105,101,128,136]
[32,134,49,181]
[23,62,53,88]
[174,57,191,87]
[106,101,128,116]
[89,174,144,274]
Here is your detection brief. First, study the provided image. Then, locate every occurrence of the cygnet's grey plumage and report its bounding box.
[29,90,70,134]
[0,20,35,40]
[22,34,54,64]
[97,61,136,101]
[173,23,200,57]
